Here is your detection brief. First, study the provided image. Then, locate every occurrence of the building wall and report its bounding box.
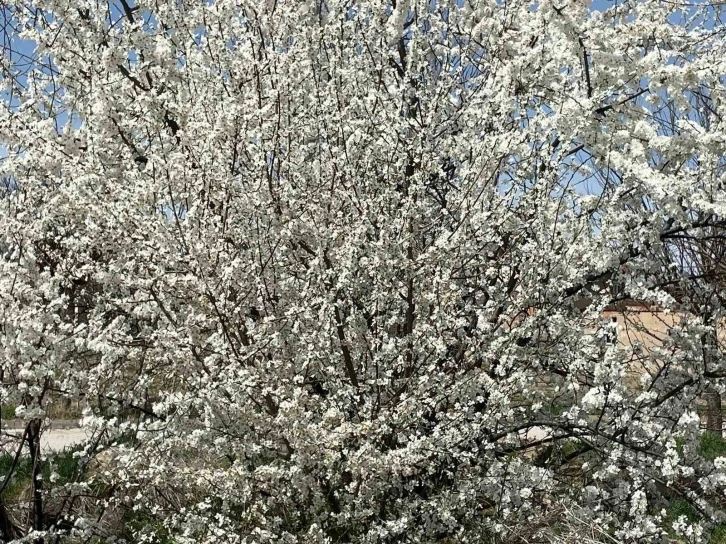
[600,304,725,389]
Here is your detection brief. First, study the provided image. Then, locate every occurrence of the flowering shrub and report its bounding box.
[1,0,726,542]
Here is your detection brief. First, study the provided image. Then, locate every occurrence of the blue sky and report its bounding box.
[1,0,723,189]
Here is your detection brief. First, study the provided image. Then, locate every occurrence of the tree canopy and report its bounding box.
[1,0,726,542]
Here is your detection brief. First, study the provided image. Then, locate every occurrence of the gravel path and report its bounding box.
[39,428,88,452]
[1,427,89,454]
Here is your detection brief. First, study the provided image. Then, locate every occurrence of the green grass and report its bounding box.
[711,524,726,544]
[0,405,16,420]
[698,431,726,461]
[49,447,84,484]
[666,497,699,524]
[0,451,33,498]
[0,444,83,499]
[673,431,726,460]
[120,510,173,544]
[665,433,726,542]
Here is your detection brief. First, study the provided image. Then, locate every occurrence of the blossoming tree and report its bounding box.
[1,0,726,542]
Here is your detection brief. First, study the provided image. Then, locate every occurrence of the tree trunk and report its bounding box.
[26,420,44,544]
[702,318,723,436]
[0,499,18,542]
[706,386,723,435]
